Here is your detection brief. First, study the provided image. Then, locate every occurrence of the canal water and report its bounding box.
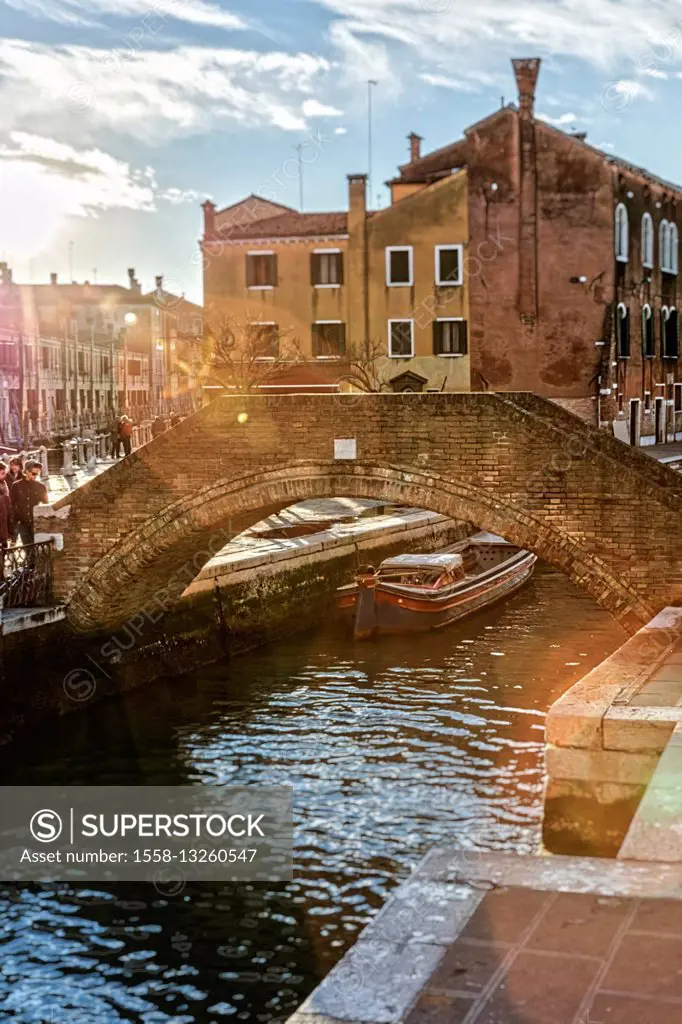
[0,564,625,1023]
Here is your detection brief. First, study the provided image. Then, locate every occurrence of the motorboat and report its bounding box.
[336,533,537,639]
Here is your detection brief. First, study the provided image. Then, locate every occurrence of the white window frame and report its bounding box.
[670,223,679,275]
[388,318,415,358]
[660,221,672,272]
[434,317,467,357]
[434,244,464,287]
[641,212,654,269]
[313,320,345,360]
[385,246,414,287]
[615,203,629,263]
[249,320,278,361]
[312,248,343,289]
[247,249,275,291]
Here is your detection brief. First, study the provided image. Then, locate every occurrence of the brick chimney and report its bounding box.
[50,272,58,285]
[512,58,541,119]
[0,263,12,286]
[408,132,423,163]
[202,200,216,238]
[512,58,541,324]
[127,267,141,293]
[155,275,163,291]
[347,174,369,346]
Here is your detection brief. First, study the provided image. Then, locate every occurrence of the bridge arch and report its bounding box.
[64,460,651,635]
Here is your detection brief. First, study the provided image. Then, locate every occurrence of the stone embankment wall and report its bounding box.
[0,513,470,745]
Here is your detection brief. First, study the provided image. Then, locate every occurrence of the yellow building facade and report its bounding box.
[202,168,470,392]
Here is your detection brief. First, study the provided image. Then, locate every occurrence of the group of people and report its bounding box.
[111,415,134,459]
[151,412,184,439]
[0,456,49,552]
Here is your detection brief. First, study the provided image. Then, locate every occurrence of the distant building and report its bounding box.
[202,58,682,444]
[0,265,203,443]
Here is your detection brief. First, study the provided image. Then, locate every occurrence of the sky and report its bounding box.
[1,0,682,303]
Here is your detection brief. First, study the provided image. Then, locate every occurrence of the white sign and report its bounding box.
[334,438,357,460]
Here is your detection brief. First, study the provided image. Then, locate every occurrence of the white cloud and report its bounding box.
[2,0,247,31]
[0,39,333,142]
[316,0,682,83]
[334,126,347,134]
[420,72,476,92]
[640,67,668,79]
[302,98,343,117]
[537,110,578,126]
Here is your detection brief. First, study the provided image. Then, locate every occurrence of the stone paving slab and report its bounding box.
[288,852,682,1024]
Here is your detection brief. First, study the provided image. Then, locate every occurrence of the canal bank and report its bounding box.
[0,503,471,744]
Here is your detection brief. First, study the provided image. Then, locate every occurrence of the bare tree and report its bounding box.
[201,315,304,392]
[336,338,393,393]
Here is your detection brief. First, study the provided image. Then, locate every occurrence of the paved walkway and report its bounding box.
[289,851,682,1024]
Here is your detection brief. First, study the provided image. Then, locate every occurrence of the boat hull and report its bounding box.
[337,549,536,638]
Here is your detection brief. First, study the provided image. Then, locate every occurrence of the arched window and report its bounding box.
[615,203,629,262]
[642,303,654,358]
[660,220,672,272]
[616,302,630,358]
[641,212,654,269]
[670,222,679,275]
[663,306,679,359]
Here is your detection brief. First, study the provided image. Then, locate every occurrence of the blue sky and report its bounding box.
[1,0,682,303]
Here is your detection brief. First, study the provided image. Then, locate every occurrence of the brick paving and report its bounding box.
[405,885,682,1023]
[289,853,682,1024]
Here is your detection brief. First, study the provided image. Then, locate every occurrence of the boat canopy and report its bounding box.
[378,553,464,573]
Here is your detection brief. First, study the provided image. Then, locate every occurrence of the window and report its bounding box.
[433,318,468,356]
[660,220,673,273]
[128,359,142,376]
[435,245,463,286]
[676,384,682,414]
[386,247,413,286]
[615,203,629,262]
[312,321,345,358]
[246,251,277,289]
[311,250,343,287]
[641,213,654,269]
[41,346,49,370]
[388,319,414,358]
[662,306,679,359]
[616,303,630,358]
[670,223,679,275]
[642,304,654,358]
[249,322,279,359]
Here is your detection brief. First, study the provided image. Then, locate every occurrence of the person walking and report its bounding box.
[7,456,23,488]
[110,414,123,458]
[119,415,134,457]
[0,461,14,572]
[11,460,48,547]
[151,415,166,439]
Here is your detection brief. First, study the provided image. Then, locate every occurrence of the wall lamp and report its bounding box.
[570,275,588,284]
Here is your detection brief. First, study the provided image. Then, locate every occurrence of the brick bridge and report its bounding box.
[45,392,682,635]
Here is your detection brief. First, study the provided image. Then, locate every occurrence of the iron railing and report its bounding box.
[0,541,54,608]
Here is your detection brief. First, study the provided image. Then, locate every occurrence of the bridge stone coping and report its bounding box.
[36,391,682,635]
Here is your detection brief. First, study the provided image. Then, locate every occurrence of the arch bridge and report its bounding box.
[46,392,682,635]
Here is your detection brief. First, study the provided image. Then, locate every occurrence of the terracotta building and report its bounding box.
[202,57,681,443]
[0,266,203,443]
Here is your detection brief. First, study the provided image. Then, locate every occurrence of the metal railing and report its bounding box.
[0,540,54,608]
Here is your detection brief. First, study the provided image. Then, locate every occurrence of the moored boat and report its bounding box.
[336,533,537,639]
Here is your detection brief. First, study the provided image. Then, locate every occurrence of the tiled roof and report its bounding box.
[215,210,348,240]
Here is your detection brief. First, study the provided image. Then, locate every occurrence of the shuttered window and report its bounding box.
[433,319,468,355]
[312,322,346,357]
[311,252,343,286]
[246,253,277,288]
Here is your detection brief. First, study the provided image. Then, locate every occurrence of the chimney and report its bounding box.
[348,174,367,223]
[127,267,141,293]
[155,275,163,291]
[512,59,541,323]
[202,200,216,238]
[50,272,58,286]
[0,264,11,286]
[347,174,369,348]
[512,58,541,120]
[408,132,423,163]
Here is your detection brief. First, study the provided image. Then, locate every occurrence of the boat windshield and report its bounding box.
[377,569,443,587]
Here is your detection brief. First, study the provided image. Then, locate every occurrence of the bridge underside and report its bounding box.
[61,462,655,636]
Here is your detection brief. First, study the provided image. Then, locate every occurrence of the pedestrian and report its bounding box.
[110,414,122,458]
[170,412,181,428]
[0,461,14,570]
[7,455,23,488]
[119,415,134,457]
[151,415,166,439]
[11,460,48,547]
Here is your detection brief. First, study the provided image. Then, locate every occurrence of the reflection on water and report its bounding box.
[0,564,625,1023]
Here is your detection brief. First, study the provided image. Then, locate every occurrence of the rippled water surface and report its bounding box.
[0,564,625,1023]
